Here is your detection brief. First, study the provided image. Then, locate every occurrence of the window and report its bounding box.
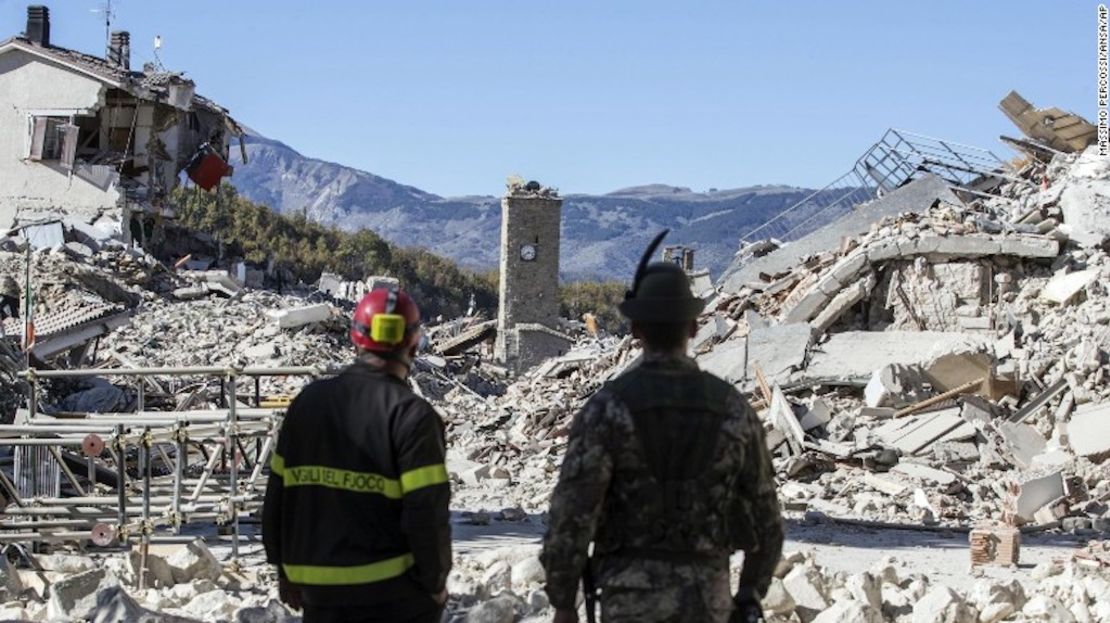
[28,116,79,168]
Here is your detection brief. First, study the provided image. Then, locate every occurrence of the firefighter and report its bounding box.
[541,231,784,623]
[262,288,451,623]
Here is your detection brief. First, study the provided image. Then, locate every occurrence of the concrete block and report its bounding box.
[866,241,901,262]
[91,586,201,623]
[912,585,973,623]
[801,331,993,386]
[996,421,1046,468]
[876,407,966,456]
[1058,180,1110,247]
[910,236,943,255]
[47,568,118,621]
[811,277,870,333]
[167,538,223,584]
[862,474,908,497]
[747,323,813,381]
[1040,269,1099,305]
[0,556,22,601]
[696,337,747,384]
[784,291,829,324]
[864,364,930,408]
[933,235,1001,257]
[1022,595,1074,621]
[762,577,796,616]
[891,462,956,486]
[510,556,545,589]
[130,550,177,588]
[1015,471,1065,522]
[743,309,769,330]
[782,565,830,622]
[799,398,832,431]
[182,588,237,621]
[932,441,979,463]
[1066,402,1110,458]
[813,600,882,623]
[466,593,520,623]
[998,235,1059,257]
[830,251,868,282]
[267,304,334,330]
[845,571,882,610]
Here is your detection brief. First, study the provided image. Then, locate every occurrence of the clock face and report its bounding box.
[520,244,537,261]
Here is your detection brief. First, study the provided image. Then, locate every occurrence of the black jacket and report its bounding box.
[262,361,451,607]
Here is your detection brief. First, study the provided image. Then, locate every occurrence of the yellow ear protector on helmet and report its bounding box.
[370,290,407,345]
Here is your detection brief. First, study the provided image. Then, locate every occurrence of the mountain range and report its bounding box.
[229,133,819,281]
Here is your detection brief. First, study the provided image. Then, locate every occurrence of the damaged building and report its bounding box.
[0,5,243,248]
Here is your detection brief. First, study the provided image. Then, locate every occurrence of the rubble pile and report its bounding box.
[0,539,300,623]
[0,112,1106,621]
[440,541,1110,623]
[442,336,637,513]
[664,145,1110,533]
[97,292,350,396]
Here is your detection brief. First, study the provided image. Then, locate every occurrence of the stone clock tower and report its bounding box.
[494,179,570,372]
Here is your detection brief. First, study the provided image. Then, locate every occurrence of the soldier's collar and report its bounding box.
[640,350,698,369]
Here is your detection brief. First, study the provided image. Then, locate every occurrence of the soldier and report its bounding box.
[541,231,784,623]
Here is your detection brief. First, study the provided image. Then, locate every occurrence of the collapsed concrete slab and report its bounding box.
[871,407,975,456]
[801,331,993,386]
[1057,149,1110,247]
[782,233,1057,324]
[864,364,931,408]
[696,337,747,384]
[1014,471,1065,522]
[1066,402,1110,458]
[1040,269,1099,305]
[721,175,961,293]
[747,323,813,382]
[266,304,335,330]
[47,568,119,621]
[995,421,1047,469]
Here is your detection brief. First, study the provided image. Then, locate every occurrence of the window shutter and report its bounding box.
[28,117,47,161]
[60,124,79,170]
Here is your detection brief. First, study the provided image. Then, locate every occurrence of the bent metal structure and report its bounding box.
[0,365,333,587]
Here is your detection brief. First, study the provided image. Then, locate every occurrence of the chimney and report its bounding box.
[25,5,50,47]
[108,31,130,69]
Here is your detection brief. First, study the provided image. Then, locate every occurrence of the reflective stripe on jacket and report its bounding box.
[261,361,451,605]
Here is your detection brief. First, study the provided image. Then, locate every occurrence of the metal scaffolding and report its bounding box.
[738,128,1030,247]
[1,365,333,587]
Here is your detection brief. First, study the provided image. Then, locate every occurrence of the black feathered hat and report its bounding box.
[618,230,706,322]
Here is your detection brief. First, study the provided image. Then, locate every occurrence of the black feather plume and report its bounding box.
[626,229,669,300]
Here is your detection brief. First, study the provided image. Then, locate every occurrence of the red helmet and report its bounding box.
[350,288,421,353]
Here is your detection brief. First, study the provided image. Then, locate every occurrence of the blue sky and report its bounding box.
[1,1,1095,197]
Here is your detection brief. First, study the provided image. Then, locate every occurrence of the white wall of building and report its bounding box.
[0,49,121,228]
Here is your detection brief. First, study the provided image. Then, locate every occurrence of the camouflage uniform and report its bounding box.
[541,353,783,623]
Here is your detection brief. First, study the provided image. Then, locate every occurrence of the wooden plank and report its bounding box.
[893,378,984,418]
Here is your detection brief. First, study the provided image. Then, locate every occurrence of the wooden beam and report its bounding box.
[893,378,984,419]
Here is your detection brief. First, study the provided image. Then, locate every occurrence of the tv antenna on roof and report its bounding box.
[90,0,116,57]
[152,34,167,71]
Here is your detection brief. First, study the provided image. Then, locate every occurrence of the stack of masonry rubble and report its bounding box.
[671,145,1110,535]
[426,147,1110,620]
[0,156,1107,621]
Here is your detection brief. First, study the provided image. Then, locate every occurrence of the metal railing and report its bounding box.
[738,129,1027,248]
